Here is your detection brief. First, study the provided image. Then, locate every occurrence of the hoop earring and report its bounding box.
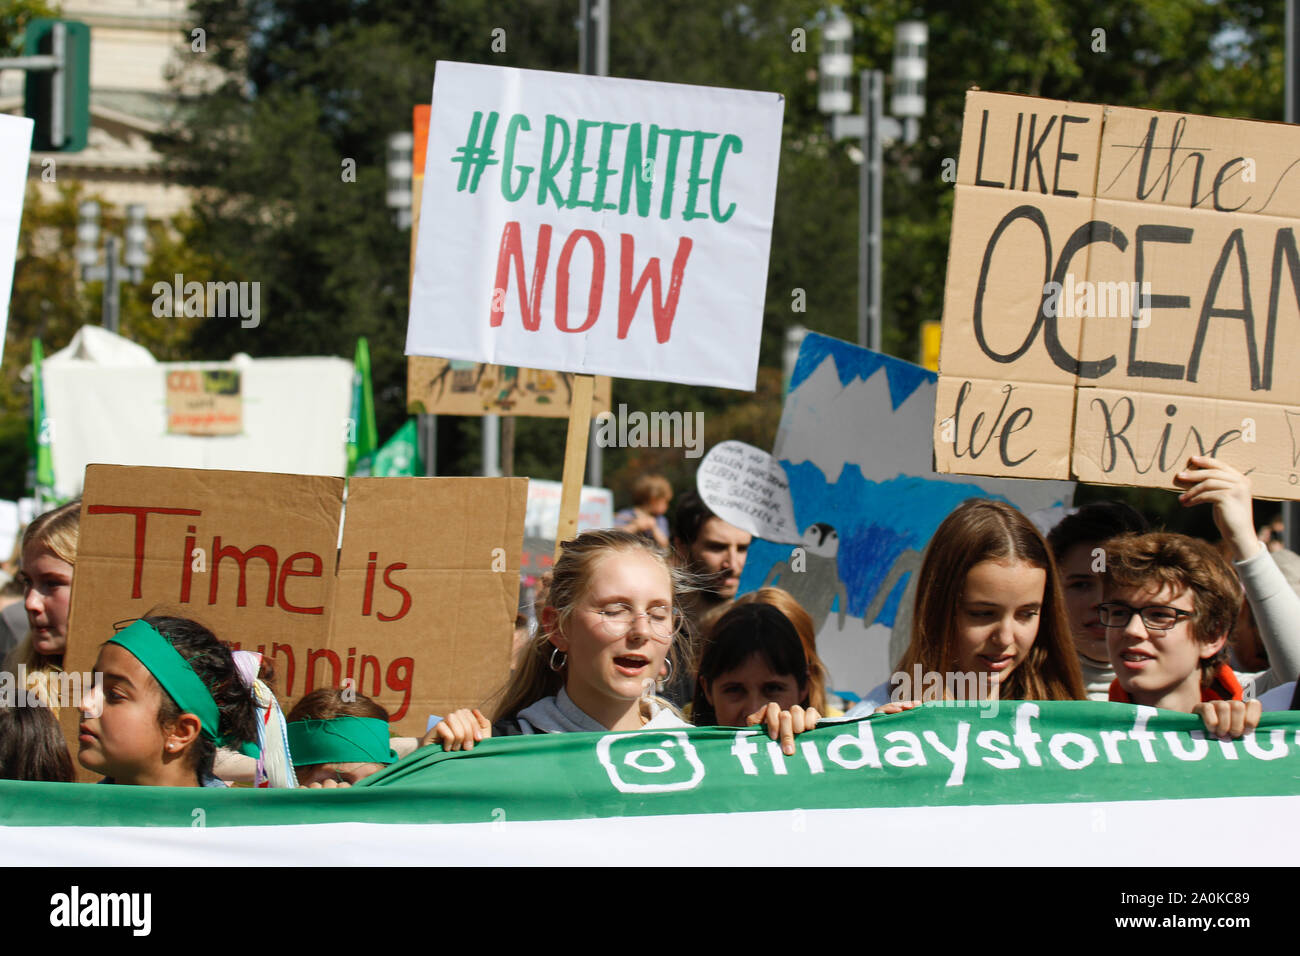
[549,646,567,672]
[657,656,674,687]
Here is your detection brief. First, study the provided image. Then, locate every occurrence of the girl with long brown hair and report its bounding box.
[845,499,1084,716]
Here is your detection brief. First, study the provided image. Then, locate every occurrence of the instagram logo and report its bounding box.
[596,732,706,794]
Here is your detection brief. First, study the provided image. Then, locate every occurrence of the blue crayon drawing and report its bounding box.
[736,333,1073,699]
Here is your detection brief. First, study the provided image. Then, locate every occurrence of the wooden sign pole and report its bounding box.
[554,373,595,559]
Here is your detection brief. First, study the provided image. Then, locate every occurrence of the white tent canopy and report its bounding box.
[39,327,354,499]
[44,325,158,368]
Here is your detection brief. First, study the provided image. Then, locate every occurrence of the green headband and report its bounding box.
[107,620,222,743]
[286,716,398,767]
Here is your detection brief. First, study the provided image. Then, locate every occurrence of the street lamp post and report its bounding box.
[819,17,927,353]
[74,200,148,335]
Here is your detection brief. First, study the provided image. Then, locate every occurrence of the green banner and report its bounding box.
[1,703,1297,830]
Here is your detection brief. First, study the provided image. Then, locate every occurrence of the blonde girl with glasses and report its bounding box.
[431,529,815,750]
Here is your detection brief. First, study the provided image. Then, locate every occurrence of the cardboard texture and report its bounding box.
[936,91,1300,499]
[60,465,527,769]
[407,356,612,417]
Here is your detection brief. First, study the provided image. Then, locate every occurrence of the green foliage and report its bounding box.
[0,183,232,499]
[4,184,92,419]
[0,0,59,59]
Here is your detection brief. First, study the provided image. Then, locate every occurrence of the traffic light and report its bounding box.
[22,18,90,152]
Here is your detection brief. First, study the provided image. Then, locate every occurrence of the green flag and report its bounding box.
[30,338,55,500]
[373,418,422,477]
[346,337,378,476]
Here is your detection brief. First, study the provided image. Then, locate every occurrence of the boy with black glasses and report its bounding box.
[1100,531,1272,737]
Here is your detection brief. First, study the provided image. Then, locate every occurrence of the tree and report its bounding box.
[0,0,59,59]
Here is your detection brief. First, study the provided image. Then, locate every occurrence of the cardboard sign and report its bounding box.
[0,114,34,360]
[407,356,612,417]
[61,465,527,753]
[739,332,1072,699]
[165,368,243,435]
[935,91,1300,499]
[407,61,784,391]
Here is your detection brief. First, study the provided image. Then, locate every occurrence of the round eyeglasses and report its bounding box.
[1098,602,1193,631]
[589,604,679,642]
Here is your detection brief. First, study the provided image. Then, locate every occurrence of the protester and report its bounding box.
[1047,501,1149,700]
[434,529,815,754]
[1172,456,1300,699]
[1258,515,1288,553]
[614,473,673,549]
[77,616,259,787]
[6,500,79,714]
[485,528,693,738]
[286,688,401,788]
[666,490,752,703]
[1098,457,1300,736]
[1101,532,1266,737]
[845,498,1085,716]
[1228,549,1300,673]
[733,587,834,714]
[671,490,751,611]
[692,602,820,741]
[0,701,74,782]
[0,578,25,666]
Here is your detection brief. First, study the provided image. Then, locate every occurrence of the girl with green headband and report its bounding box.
[78,616,258,787]
[286,688,403,788]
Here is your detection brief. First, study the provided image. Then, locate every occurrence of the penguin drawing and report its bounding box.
[861,548,923,668]
[762,522,850,634]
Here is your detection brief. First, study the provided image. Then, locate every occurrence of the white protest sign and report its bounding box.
[697,440,800,544]
[407,61,784,391]
[0,114,34,361]
[524,477,614,539]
